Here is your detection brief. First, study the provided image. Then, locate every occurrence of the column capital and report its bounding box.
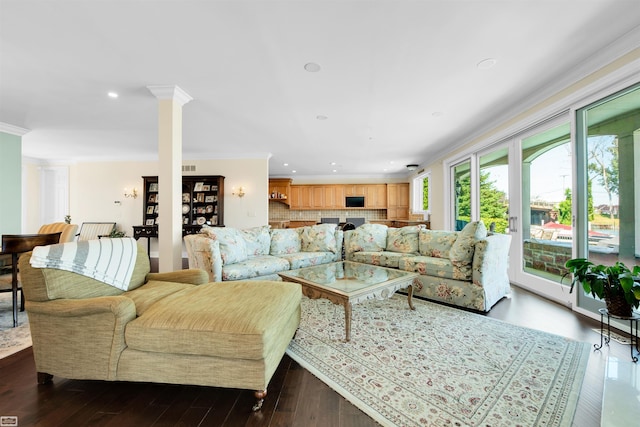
[147,85,193,107]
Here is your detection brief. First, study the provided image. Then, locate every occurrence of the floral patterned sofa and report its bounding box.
[184,224,343,282]
[344,221,512,312]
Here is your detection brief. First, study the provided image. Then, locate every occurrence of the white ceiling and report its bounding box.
[1,0,639,178]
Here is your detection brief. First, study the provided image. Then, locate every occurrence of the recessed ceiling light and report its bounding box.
[292,170,297,173]
[332,169,337,173]
[108,92,119,98]
[316,115,328,120]
[330,162,336,166]
[283,163,289,166]
[477,58,497,70]
[304,62,321,72]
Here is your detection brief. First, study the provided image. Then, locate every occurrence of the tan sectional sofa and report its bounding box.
[184,224,343,282]
[344,221,512,312]
[19,243,301,411]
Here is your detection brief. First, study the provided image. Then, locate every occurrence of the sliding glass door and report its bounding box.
[515,121,573,303]
[448,118,574,303]
[575,84,640,314]
[446,82,639,312]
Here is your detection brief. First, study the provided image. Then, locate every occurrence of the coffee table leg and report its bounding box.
[344,303,352,342]
[407,281,416,310]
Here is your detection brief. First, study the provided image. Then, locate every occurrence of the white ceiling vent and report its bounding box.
[182,165,196,172]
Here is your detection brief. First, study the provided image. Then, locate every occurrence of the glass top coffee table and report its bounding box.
[279,261,419,342]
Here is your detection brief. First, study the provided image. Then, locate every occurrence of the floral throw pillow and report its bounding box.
[449,221,487,266]
[300,224,338,253]
[347,223,388,253]
[419,229,458,258]
[240,225,271,256]
[270,228,302,255]
[386,225,421,253]
[199,226,248,265]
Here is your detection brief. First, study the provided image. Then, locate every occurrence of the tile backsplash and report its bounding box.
[269,201,386,222]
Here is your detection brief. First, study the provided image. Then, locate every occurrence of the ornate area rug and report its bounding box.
[287,295,590,427]
[0,293,32,358]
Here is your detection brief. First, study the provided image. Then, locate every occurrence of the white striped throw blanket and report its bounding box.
[30,237,138,290]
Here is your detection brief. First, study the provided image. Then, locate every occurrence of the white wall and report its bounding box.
[64,158,269,236]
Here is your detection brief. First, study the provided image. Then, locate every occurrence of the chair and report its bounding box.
[77,222,116,241]
[320,217,340,225]
[341,223,356,232]
[0,232,61,327]
[347,217,366,228]
[38,222,79,243]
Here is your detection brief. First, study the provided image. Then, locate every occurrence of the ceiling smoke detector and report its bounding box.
[406,164,419,171]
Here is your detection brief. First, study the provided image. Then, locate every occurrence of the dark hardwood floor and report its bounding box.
[0,285,631,427]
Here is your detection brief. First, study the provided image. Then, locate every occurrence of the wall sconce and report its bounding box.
[124,187,138,199]
[232,186,246,198]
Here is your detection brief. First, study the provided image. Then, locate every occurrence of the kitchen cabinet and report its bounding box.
[344,184,366,197]
[365,184,387,208]
[323,185,345,208]
[289,185,314,210]
[387,183,410,219]
[268,178,291,205]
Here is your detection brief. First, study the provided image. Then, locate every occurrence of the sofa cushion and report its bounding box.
[221,255,290,281]
[300,224,338,254]
[240,225,271,256]
[124,280,302,360]
[200,226,248,265]
[419,230,458,258]
[351,251,417,269]
[124,280,194,316]
[400,255,472,281]
[449,221,487,266]
[270,228,301,255]
[345,223,388,253]
[275,252,336,270]
[386,225,421,253]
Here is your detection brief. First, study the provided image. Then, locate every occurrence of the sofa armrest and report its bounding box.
[343,230,356,260]
[472,233,512,288]
[183,234,222,282]
[146,269,209,285]
[25,296,136,381]
[334,229,344,261]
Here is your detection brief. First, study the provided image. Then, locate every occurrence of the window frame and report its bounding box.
[411,170,431,217]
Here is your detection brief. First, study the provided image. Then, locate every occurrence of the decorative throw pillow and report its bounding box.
[386,225,421,253]
[199,226,248,265]
[419,229,458,258]
[240,225,271,256]
[449,221,488,266]
[270,228,302,255]
[300,224,338,253]
[346,223,388,253]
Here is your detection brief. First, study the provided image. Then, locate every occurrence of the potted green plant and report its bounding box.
[564,258,640,317]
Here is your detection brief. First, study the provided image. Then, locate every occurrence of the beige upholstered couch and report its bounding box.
[19,244,301,411]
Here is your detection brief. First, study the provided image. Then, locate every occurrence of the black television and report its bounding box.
[345,196,365,208]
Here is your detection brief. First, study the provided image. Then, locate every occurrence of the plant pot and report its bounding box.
[605,292,633,317]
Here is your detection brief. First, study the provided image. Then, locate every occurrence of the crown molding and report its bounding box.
[0,122,30,136]
[430,25,640,163]
[146,85,193,106]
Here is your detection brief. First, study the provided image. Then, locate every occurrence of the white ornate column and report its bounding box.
[147,85,192,272]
